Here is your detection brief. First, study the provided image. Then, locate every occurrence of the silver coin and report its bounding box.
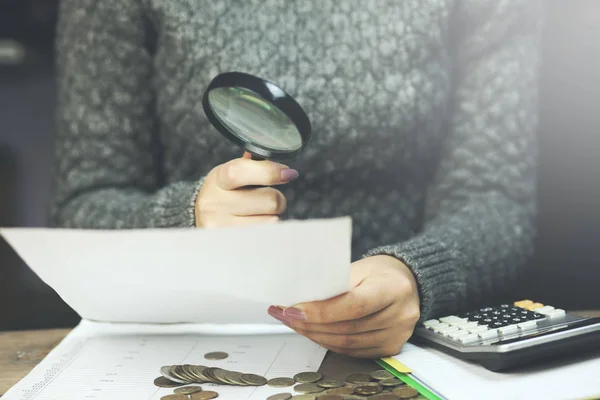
[316,379,344,388]
[371,370,395,381]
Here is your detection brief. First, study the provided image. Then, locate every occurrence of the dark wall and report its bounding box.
[0,1,598,331]
[526,0,600,309]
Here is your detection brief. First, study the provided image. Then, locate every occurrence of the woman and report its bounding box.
[51,0,541,358]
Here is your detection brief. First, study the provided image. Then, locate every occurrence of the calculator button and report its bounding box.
[517,321,538,331]
[439,316,467,324]
[423,319,441,327]
[514,300,533,307]
[455,321,479,329]
[447,330,470,340]
[534,306,555,315]
[478,330,499,340]
[435,326,460,334]
[459,334,480,345]
[479,307,494,313]
[499,325,520,336]
[532,313,546,320]
[500,304,511,308]
[469,314,484,321]
[547,309,566,319]
[525,302,544,310]
[430,323,450,331]
[466,326,489,334]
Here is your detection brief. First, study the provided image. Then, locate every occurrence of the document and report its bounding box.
[0,217,351,324]
[392,342,600,400]
[2,320,328,400]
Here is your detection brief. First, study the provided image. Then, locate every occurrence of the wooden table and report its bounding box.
[2,311,599,396]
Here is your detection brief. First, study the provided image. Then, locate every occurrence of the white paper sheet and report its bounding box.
[0,217,351,324]
[393,343,600,400]
[2,320,328,400]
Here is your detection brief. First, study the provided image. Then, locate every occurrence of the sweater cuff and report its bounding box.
[153,177,206,228]
[364,235,466,320]
[185,176,206,228]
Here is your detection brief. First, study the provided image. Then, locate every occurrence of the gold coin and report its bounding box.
[325,387,354,395]
[354,383,383,395]
[190,391,219,400]
[380,377,404,387]
[371,370,395,381]
[204,351,229,360]
[345,373,373,384]
[293,371,323,383]
[153,376,183,388]
[393,386,419,399]
[240,373,268,386]
[212,368,230,385]
[316,379,344,388]
[370,394,402,400]
[290,395,316,400]
[173,385,203,395]
[267,394,293,400]
[268,377,296,388]
[294,383,324,394]
[160,395,188,400]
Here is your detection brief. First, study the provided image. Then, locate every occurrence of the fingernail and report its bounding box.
[282,307,307,321]
[268,306,292,324]
[280,168,299,182]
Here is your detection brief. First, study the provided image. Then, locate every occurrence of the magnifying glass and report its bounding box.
[202,72,312,160]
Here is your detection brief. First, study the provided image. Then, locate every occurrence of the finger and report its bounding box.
[201,214,279,229]
[291,326,390,350]
[242,151,253,159]
[227,187,287,216]
[284,278,395,324]
[268,304,395,334]
[216,158,296,190]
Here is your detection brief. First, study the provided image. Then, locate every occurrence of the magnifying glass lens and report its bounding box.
[208,87,302,152]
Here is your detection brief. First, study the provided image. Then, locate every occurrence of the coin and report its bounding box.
[314,395,344,400]
[268,377,296,388]
[393,386,419,399]
[354,383,383,395]
[204,351,229,360]
[371,370,395,381]
[190,391,219,399]
[325,387,354,395]
[160,395,188,400]
[154,376,183,388]
[212,368,230,384]
[345,373,373,384]
[173,385,203,395]
[290,395,316,400]
[240,373,268,386]
[316,380,344,388]
[161,366,187,384]
[380,377,404,387]
[294,383,324,394]
[225,370,246,385]
[267,394,293,400]
[294,372,323,383]
[370,394,402,400]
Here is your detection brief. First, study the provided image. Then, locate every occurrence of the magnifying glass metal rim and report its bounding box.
[202,71,312,160]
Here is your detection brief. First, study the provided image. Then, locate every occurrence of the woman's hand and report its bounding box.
[195,152,298,228]
[268,255,420,358]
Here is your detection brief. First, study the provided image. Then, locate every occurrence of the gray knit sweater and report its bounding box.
[51,0,541,320]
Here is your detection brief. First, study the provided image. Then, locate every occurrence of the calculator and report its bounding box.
[413,300,600,371]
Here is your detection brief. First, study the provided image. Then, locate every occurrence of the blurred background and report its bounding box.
[0,1,599,331]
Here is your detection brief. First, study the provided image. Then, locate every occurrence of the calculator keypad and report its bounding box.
[422,300,567,345]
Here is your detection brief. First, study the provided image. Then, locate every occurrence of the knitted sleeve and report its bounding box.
[366,0,542,319]
[50,0,203,228]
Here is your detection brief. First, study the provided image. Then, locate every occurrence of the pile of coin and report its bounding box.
[153,351,425,399]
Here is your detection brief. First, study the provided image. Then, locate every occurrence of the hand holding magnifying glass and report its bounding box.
[194,72,311,228]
